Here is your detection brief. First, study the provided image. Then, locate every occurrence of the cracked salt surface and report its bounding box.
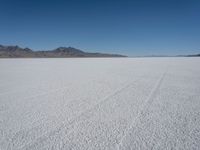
[0,58,200,150]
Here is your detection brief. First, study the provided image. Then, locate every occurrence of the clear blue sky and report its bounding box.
[0,0,200,56]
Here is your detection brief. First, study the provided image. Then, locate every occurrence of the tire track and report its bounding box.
[7,80,131,149]
[18,78,140,150]
[116,70,167,150]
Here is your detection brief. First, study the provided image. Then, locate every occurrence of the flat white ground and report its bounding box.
[0,58,200,150]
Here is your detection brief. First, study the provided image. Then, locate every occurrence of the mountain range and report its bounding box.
[0,45,126,58]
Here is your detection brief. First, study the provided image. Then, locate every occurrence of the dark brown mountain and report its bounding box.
[0,45,126,58]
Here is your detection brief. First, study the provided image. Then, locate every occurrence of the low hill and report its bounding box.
[186,54,200,57]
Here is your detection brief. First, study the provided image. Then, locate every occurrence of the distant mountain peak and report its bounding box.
[24,47,32,52]
[54,47,84,53]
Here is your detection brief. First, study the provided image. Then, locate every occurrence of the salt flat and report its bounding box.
[0,58,200,150]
